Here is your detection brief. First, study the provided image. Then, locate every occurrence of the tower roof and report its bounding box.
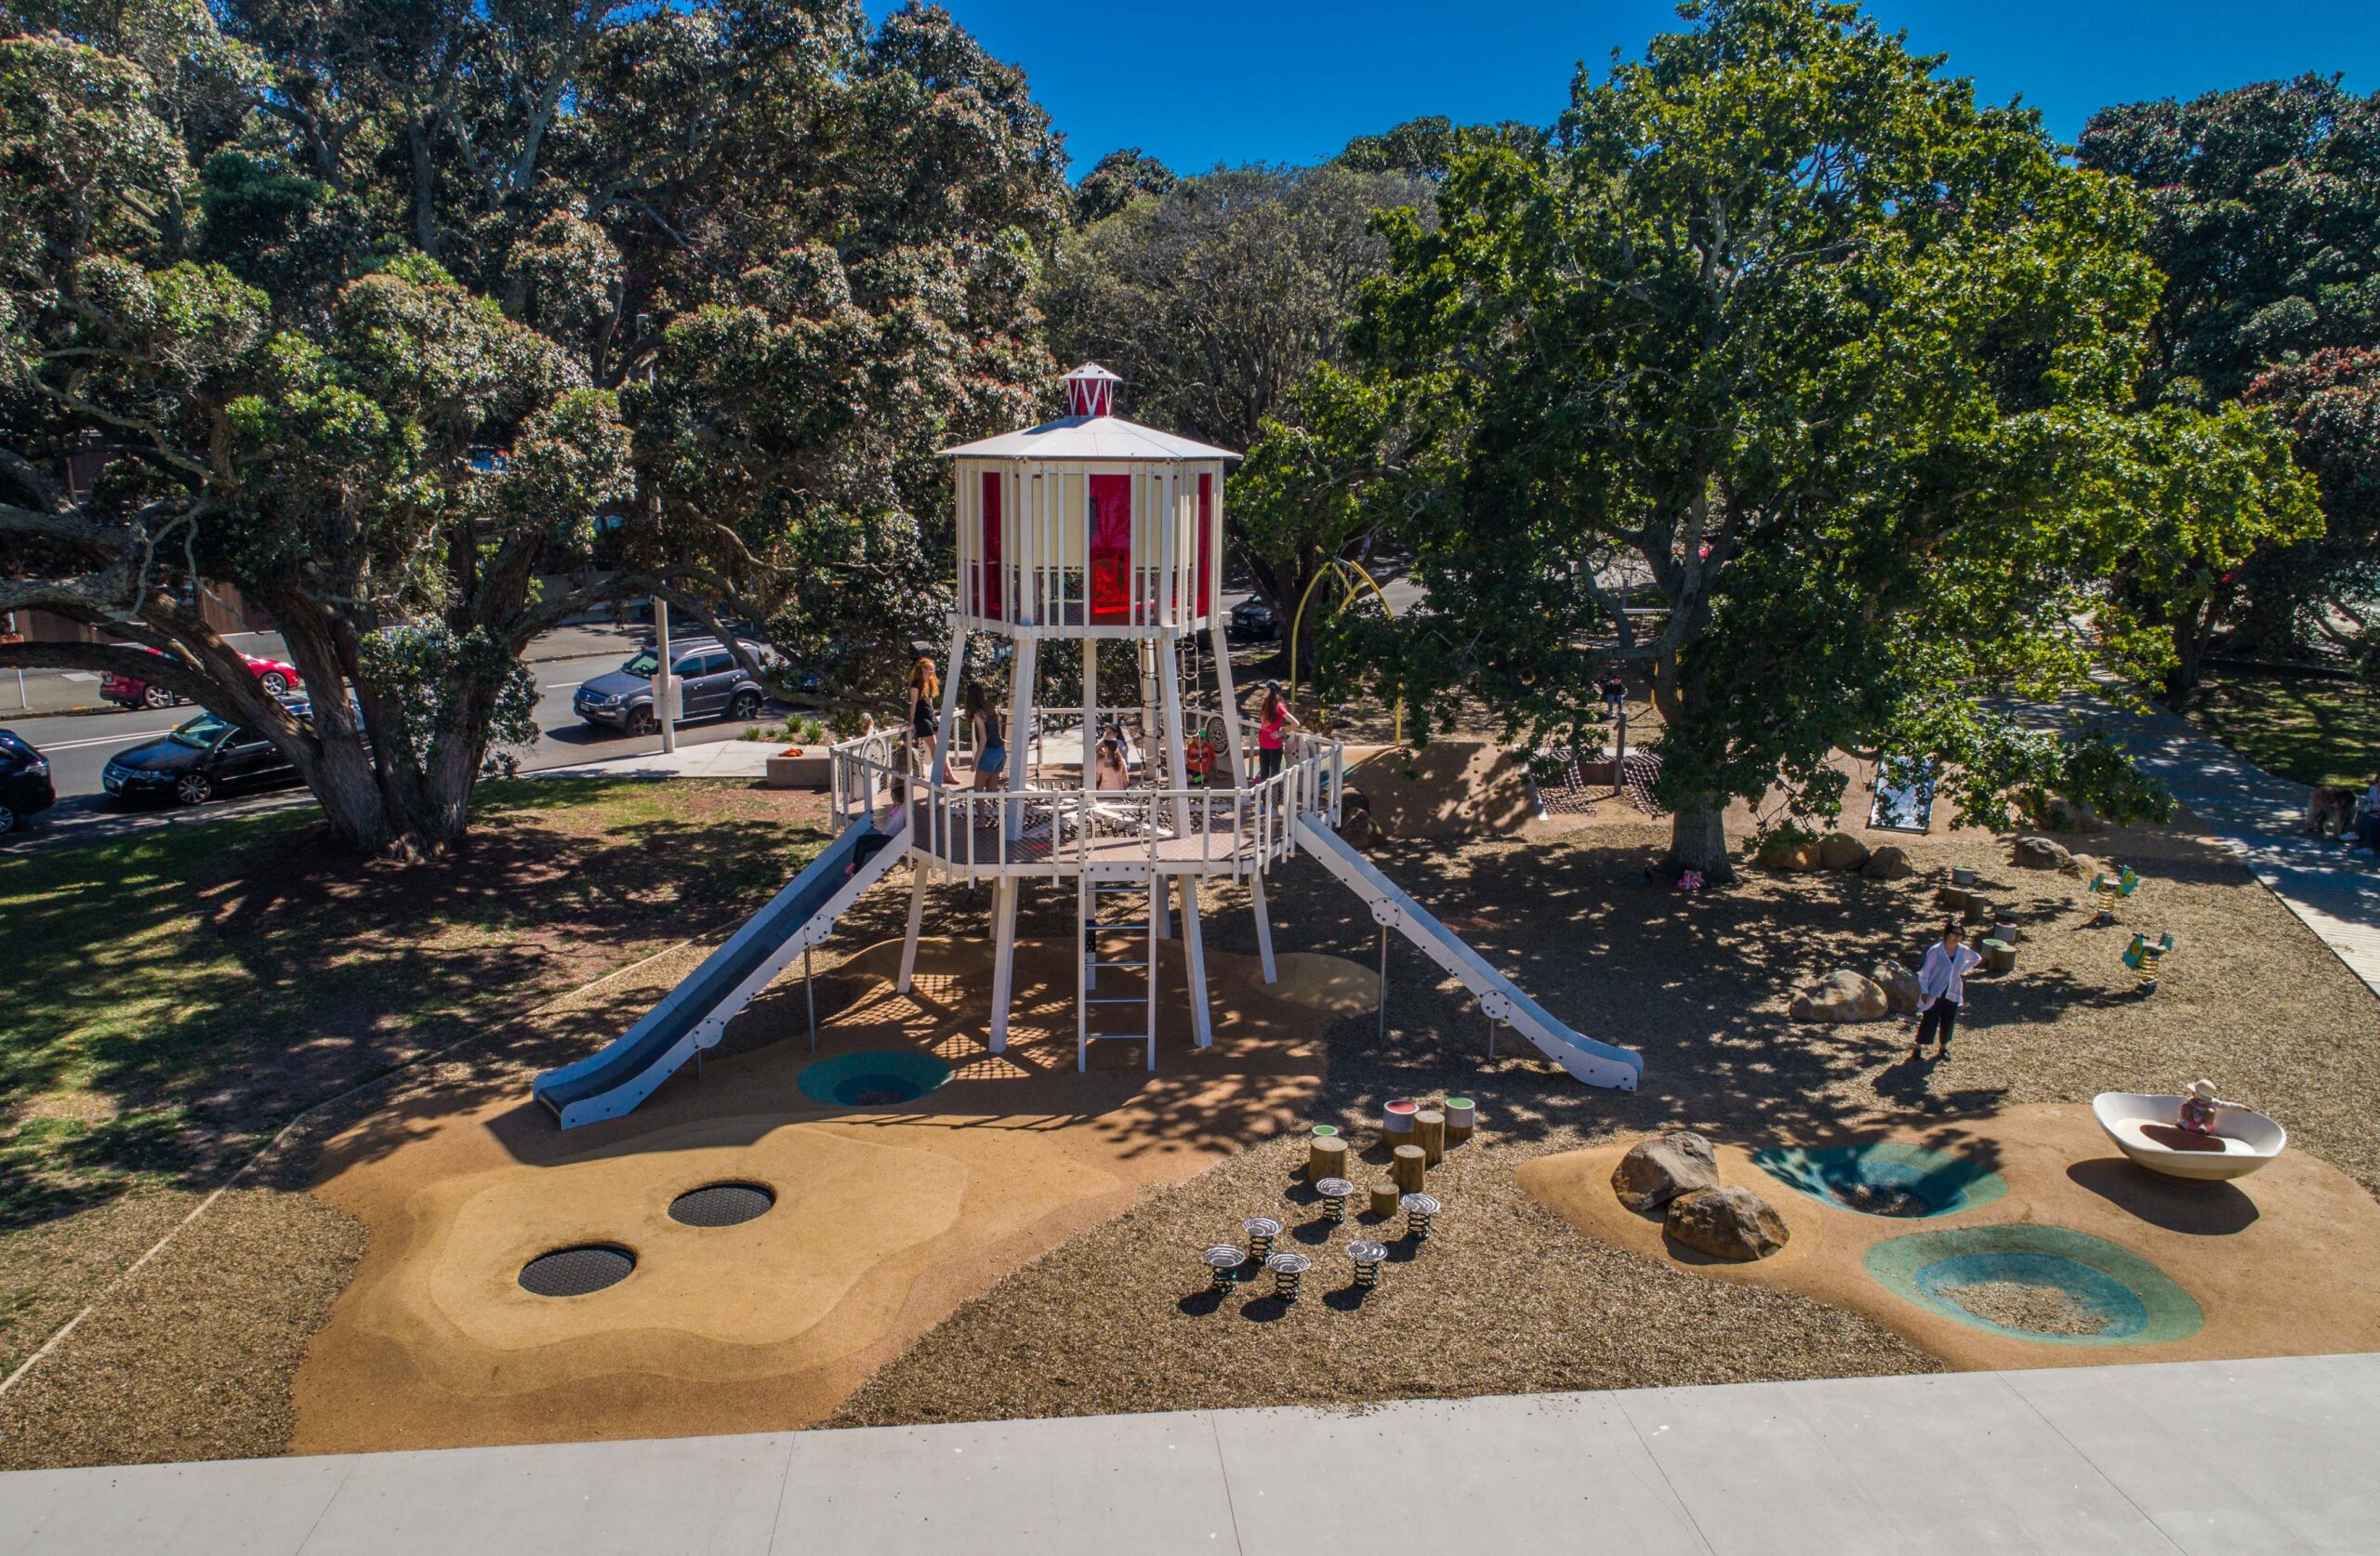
[940,363,1239,462]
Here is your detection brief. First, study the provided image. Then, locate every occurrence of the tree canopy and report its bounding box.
[1,0,1064,853]
[2080,75,2380,684]
[1040,162,1429,643]
[1350,0,2316,877]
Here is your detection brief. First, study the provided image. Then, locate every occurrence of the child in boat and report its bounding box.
[2177,1079,2225,1133]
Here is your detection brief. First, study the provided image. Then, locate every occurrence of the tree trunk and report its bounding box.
[1662,798,1734,884]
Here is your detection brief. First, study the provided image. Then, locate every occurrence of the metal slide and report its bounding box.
[536,814,908,1127]
[1291,816,1643,1091]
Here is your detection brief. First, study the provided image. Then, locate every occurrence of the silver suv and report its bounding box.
[573,639,772,735]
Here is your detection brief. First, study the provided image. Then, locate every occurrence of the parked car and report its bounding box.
[0,728,56,834]
[102,708,306,806]
[574,639,770,735]
[100,647,302,710]
[1229,596,1278,640]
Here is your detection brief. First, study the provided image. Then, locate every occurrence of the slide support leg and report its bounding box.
[1377,924,1390,1041]
[988,877,1020,1054]
[1250,872,1277,984]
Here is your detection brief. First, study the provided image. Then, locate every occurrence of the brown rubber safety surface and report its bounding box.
[290,933,1368,1455]
[1518,1103,2380,1373]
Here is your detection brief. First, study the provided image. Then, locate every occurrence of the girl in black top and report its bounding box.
[908,656,941,772]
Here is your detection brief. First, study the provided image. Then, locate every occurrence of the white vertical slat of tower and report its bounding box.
[1205,461,1274,982]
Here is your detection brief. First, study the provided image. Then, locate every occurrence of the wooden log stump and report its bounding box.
[1307,1134,1349,1186]
[1391,1144,1427,1194]
[1368,1181,1402,1219]
[1445,1097,1476,1144]
[1414,1109,1447,1166]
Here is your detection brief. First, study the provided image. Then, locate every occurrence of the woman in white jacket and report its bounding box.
[1913,919,1983,1062]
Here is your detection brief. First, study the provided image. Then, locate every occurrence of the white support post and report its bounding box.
[1249,870,1278,984]
[929,619,965,787]
[988,876,1020,1054]
[1158,636,1210,1046]
[1179,873,1212,1048]
[1004,637,1038,843]
[897,867,928,994]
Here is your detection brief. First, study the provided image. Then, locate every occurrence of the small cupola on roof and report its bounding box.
[1061,362,1121,418]
[940,365,1236,462]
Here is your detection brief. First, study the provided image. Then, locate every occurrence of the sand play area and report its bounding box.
[288,934,1370,1454]
[1518,1104,2380,1371]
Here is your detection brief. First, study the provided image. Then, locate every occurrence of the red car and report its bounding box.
[100,647,302,710]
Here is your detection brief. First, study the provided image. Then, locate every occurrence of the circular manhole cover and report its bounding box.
[668,1182,775,1228]
[519,1244,635,1298]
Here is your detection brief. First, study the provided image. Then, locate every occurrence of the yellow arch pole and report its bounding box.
[1287,558,1403,745]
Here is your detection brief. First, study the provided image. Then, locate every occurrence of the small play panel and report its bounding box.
[518,1245,635,1298]
[1752,1142,2006,1219]
[1863,1225,2202,1346]
[668,1182,775,1228]
[797,1048,953,1108]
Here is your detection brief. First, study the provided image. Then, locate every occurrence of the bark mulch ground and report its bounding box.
[837,807,2380,1428]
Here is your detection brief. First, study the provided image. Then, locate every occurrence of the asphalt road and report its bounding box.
[2,650,777,853]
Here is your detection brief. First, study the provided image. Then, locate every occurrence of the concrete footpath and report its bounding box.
[3,1354,2373,1554]
[2073,688,2380,996]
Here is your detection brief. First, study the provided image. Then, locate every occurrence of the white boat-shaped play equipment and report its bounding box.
[2092,1092,2287,1181]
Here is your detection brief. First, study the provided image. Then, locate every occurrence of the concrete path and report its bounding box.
[532,738,781,782]
[2,1354,2373,1555]
[2070,690,2380,996]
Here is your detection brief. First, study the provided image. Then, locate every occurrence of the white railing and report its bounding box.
[831,728,1342,878]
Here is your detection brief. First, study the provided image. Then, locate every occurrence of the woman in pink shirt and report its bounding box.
[1254,681,1301,782]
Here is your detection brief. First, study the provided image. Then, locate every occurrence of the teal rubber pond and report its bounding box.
[797,1049,952,1108]
[1863,1224,2203,1346]
[1752,1142,2006,1219]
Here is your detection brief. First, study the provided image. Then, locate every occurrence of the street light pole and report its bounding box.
[652,596,677,755]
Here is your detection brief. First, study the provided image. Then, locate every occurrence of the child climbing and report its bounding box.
[1094,735,1130,792]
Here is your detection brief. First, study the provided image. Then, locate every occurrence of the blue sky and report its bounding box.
[910,1,2378,178]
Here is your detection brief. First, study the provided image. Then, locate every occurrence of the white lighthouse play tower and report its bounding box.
[535,363,1639,1127]
[839,363,1336,1066]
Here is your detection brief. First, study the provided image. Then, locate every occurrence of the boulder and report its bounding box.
[1755,833,1819,872]
[2010,835,2071,870]
[1871,960,1922,1015]
[1610,1131,1719,1212]
[1817,832,1871,871]
[1862,844,1916,881]
[1664,1184,1791,1260]
[1789,969,1890,1023]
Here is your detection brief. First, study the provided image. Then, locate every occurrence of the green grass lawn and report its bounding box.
[0,779,831,1232]
[2187,667,2380,790]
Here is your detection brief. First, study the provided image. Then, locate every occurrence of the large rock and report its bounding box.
[1664,1184,1791,1260]
[1871,960,1922,1015]
[1789,969,1889,1023]
[1755,833,1819,872]
[1817,832,1871,871]
[1610,1131,1719,1212]
[1862,844,1915,881]
[2010,835,2072,870]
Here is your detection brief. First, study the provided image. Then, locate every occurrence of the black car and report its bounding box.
[102,710,302,807]
[1229,596,1278,640]
[0,728,56,834]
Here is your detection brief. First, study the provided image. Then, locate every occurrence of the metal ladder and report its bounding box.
[1078,873,1157,1071]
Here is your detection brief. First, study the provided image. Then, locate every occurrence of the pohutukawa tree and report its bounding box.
[1,0,1064,854]
[1040,162,1429,653]
[2080,76,2380,685]
[1350,0,2317,880]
